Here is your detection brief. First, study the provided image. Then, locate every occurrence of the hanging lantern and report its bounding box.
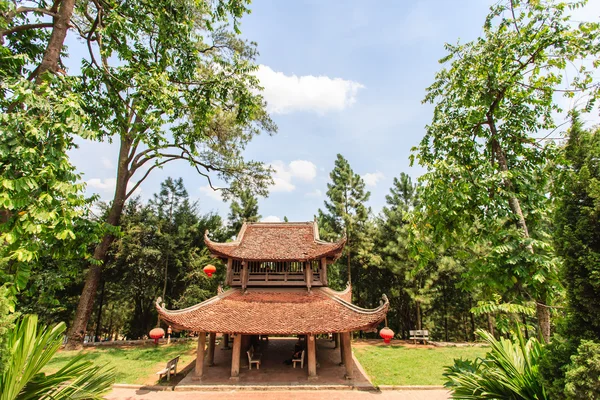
[203,264,217,278]
[149,327,165,344]
[379,327,394,344]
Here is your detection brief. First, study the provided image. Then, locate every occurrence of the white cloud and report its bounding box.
[289,160,317,181]
[362,171,385,187]
[87,178,116,192]
[269,160,318,193]
[305,189,322,198]
[86,177,141,198]
[199,185,223,201]
[255,65,365,114]
[261,215,281,223]
[101,157,114,170]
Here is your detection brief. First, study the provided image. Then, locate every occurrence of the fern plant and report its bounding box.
[444,329,547,399]
[0,315,115,400]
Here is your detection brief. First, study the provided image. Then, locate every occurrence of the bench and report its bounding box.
[247,345,262,370]
[292,349,305,369]
[409,330,429,344]
[156,356,179,381]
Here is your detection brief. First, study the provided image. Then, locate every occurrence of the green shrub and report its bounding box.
[444,329,547,399]
[564,340,600,400]
[0,314,115,400]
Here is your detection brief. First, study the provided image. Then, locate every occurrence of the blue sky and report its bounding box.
[69,0,600,223]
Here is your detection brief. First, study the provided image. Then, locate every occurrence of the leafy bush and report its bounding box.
[564,340,600,399]
[444,329,547,399]
[0,285,18,375]
[0,315,115,400]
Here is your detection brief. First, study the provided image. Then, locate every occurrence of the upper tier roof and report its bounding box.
[155,287,388,335]
[204,221,346,261]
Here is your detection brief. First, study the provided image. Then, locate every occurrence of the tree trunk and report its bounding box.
[94,278,106,341]
[347,249,351,286]
[416,301,422,330]
[487,313,495,338]
[35,0,76,81]
[469,299,476,342]
[536,302,550,342]
[489,119,551,342]
[65,135,132,349]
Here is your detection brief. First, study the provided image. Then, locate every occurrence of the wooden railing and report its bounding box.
[229,259,324,288]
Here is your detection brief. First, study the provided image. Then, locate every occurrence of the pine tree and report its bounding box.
[228,189,261,238]
[149,178,198,307]
[318,154,372,288]
[555,117,600,338]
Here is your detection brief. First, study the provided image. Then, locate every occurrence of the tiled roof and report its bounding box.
[156,288,388,335]
[205,222,346,261]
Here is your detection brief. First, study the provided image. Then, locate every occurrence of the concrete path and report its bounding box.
[107,388,450,400]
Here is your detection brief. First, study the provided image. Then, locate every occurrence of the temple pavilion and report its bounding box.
[155,221,389,380]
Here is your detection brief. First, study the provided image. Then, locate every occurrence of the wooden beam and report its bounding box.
[194,332,206,380]
[341,331,353,379]
[208,332,216,366]
[307,334,317,379]
[230,333,242,380]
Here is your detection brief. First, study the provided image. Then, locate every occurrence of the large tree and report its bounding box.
[413,0,600,341]
[318,154,374,289]
[62,0,275,348]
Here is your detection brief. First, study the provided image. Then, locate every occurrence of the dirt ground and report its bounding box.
[107,388,450,400]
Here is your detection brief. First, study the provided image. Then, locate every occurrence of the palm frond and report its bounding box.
[0,315,115,400]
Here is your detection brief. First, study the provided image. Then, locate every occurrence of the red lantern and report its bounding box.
[203,264,217,278]
[149,327,165,344]
[379,327,394,344]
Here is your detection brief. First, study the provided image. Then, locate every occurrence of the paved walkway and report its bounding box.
[107,388,450,400]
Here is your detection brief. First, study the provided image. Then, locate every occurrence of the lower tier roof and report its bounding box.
[155,287,388,335]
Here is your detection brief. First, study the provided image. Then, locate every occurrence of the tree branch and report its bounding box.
[1,22,53,38]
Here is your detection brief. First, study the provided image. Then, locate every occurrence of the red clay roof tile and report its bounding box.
[205,222,345,261]
[156,288,388,335]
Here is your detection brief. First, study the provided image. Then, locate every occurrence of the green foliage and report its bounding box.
[412,0,600,337]
[0,314,114,400]
[0,76,99,291]
[564,340,600,399]
[444,329,547,399]
[0,285,18,375]
[554,119,600,338]
[541,116,600,400]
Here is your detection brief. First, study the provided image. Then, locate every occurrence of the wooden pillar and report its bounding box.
[194,332,206,380]
[341,331,353,379]
[307,334,317,379]
[230,333,242,380]
[305,262,313,291]
[339,332,345,365]
[226,258,233,285]
[222,333,230,350]
[241,262,248,291]
[320,258,328,285]
[334,332,339,349]
[208,332,216,366]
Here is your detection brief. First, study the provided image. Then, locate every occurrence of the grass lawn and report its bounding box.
[354,343,488,386]
[44,341,197,384]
